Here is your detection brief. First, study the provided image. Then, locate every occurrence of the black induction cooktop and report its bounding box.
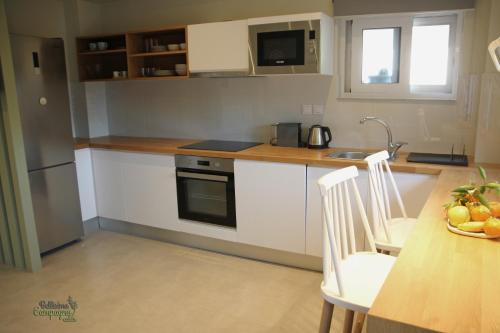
[179,140,263,152]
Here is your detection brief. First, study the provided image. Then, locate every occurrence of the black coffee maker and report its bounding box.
[270,123,303,147]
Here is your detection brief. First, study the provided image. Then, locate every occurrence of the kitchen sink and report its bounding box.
[327,151,371,160]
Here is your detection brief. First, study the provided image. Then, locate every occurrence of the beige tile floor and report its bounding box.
[0,231,351,333]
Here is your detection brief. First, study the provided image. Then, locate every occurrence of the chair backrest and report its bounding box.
[317,166,376,297]
[364,151,408,243]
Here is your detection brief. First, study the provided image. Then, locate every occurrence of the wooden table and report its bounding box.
[368,168,500,333]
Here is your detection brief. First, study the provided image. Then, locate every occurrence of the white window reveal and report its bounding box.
[340,11,463,100]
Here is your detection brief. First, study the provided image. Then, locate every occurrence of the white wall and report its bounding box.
[97,0,333,33]
[96,1,479,154]
[5,0,65,38]
[334,0,474,16]
[473,0,500,164]
[106,76,329,142]
[9,0,494,158]
[85,82,109,137]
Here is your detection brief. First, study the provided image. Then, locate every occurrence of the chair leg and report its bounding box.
[319,300,334,333]
[352,312,366,333]
[343,309,355,333]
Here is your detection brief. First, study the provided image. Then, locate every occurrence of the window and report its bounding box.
[362,28,400,84]
[410,16,456,94]
[341,12,462,100]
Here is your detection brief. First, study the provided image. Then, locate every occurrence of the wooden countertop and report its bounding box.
[73,136,496,175]
[368,168,500,333]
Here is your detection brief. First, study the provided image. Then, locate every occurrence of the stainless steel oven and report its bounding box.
[175,155,236,228]
[248,19,321,75]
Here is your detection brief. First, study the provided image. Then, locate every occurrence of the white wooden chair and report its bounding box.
[365,150,418,253]
[317,166,396,333]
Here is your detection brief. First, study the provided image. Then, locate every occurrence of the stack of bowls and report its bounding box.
[175,64,187,76]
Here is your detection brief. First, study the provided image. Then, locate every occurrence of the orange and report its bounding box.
[484,217,500,236]
[488,201,500,218]
[469,204,491,221]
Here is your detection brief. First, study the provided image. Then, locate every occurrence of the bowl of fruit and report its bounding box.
[445,167,500,238]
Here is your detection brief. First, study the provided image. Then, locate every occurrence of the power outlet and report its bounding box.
[313,104,324,115]
[302,104,313,115]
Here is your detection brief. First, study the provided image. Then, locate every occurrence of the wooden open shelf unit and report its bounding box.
[126,26,188,80]
[76,34,128,81]
[79,49,127,56]
[76,26,188,82]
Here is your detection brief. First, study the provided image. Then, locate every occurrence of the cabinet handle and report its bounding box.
[177,171,228,182]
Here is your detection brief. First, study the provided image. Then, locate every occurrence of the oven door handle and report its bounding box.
[177,171,228,182]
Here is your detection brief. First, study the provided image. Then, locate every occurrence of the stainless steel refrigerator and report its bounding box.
[10,34,83,253]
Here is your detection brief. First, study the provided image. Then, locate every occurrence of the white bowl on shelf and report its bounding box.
[175,69,187,76]
[175,63,187,76]
[154,69,175,77]
[97,41,108,50]
[151,45,167,52]
[167,44,180,51]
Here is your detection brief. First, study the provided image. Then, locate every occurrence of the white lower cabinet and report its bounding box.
[234,159,306,254]
[92,149,178,229]
[92,149,126,221]
[121,152,178,230]
[75,148,97,221]
[306,166,437,257]
[91,149,437,258]
[92,149,238,241]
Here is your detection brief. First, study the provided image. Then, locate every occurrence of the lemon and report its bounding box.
[447,206,471,227]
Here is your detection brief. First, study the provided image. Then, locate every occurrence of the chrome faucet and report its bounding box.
[360,116,407,160]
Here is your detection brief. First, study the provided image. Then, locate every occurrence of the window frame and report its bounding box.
[338,10,465,100]
[409,15,458,95]
[350,16,412,95]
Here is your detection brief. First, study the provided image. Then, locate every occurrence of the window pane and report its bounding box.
[410,25,450,86]
[362,28,400,84]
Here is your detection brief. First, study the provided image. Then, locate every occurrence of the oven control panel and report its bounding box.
[175,155,234,173]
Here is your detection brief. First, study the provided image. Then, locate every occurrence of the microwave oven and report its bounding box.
[248,13,333,75]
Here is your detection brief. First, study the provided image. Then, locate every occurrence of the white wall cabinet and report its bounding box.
[75,148,97,221]
[306,166,437,257]
[187,20,248,75]
[234,160,306,254]
[92,150,178,229]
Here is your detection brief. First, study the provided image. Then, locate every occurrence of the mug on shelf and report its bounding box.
[88,42,97,51]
